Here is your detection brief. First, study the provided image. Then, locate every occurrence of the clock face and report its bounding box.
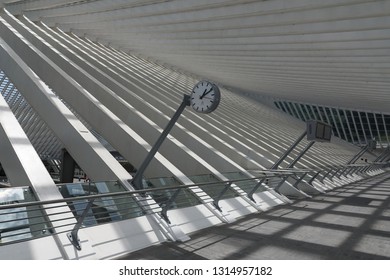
[190,81,221,114]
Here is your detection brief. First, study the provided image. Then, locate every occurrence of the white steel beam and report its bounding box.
[0,21,131,184]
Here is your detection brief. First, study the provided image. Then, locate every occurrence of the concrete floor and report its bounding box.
[120,173,390,260]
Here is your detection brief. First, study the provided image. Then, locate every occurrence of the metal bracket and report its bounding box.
[308,171,321,184]
[160,188,181,224]
[274,175,291,193]
[67,198,95,251]
[212,182,232,212]
[247,178,266,202]
[293,172,307,189]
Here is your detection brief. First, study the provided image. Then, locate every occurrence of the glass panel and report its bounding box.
[189,174,238,201]
[146,177,200,209]
[0,187,49,244]
[58,181,143,225]
[223,172,265,194]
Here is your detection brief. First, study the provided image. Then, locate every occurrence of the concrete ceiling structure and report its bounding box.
[0,0,389,113]
[1,0,390,261]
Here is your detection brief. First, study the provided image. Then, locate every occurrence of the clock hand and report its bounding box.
[200,88,207,99]
[200,87,213,99]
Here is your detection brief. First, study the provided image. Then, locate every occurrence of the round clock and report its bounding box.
[190,81,221,114]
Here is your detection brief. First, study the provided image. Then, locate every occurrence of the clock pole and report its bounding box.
[132,94,191,190]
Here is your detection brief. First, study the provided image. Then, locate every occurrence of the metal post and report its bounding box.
[347,145,369,164]
[247,177,266,202]
[274,175,291,193]
[248,131,308,199]
[339,145,369,178]
[337,165,355,178]
[293,172,308,189]
[271,131,307,169]
[287,141,314,168]
[273,141,314,192]
[363,148,390,173]
[327,165,344,180]
[160,188,181,224]
[347,164,363,176]
[333,165,349,179]
[67,198,95,251]
[132,94,191,190]
[320,166,335,183]
[308,170,322,184]
[213,182,232,212]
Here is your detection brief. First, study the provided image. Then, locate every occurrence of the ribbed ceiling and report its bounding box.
[1,0,390,113]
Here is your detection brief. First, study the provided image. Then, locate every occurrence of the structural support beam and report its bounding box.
[0,32,131,183]
[60,149,76,183]
[0,92,57,196]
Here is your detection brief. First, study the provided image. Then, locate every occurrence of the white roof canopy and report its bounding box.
[1,0,390,113]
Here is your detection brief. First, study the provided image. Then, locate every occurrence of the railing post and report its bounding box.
[347,145,369,164]
[67,198,95,251]
[271,131,307,169]
[274,174,292,193]
[293,172,308,189]
[247,178,266,202]
[364,148,390,173]
[320,166,335,183]
[287,141,315,169]
[273,141,314,193]
[213,182,232,212]
[308,170,322,184]
[160,188,181,224]
[327,165,344,181]
[348,164,363,176]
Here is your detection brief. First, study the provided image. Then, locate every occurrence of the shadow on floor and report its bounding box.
[119,173,390,260]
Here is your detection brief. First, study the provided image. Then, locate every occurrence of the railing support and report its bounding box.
[320,166,336,183]
[274,175,291,193]
[273,141,314,193]
[247,178,266,202]
[308,170,322,184]
[67,198,95,251]
[293,172,308,188]
[364,148,390,173]
[160,188,181,224]
[271,131,307,169]
[213,182,232,212]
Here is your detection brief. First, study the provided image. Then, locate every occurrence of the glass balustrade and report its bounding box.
[0,187,50,244]
[145,177,201,209]
[57,181,144,226]
[189,174,238,201]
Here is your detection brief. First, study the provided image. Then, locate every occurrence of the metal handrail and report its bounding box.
[0,163,385,249]
[0,168,310,211]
